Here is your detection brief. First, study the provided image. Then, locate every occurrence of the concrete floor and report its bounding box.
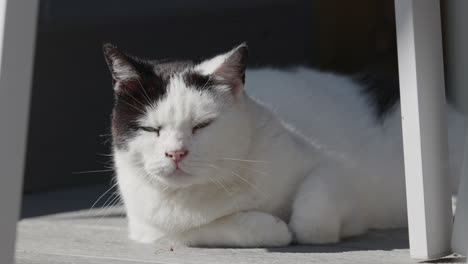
[15,184,466,264]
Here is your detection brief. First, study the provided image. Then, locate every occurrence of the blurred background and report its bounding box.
[23,0,398,192]
[21,0,433,217]
[13,1,468,260]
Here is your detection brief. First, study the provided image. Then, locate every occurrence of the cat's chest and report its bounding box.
[145,185,259,232]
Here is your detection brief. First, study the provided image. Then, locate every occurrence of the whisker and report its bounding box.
[123,88,148,110]
[96,193,122,224]
[220,157,271,163]
[96,153,113,157]
[87,183,118,215]
[235,165,270,177]
[95,163,114,169]
[188,152,270,163]
[181,163,233,196]
[206,173,231,195]
[144,172,156,186]
[73,169,114,174]
[200,75,214,90]
[208,164,271,199]
[182,163,209,168]
[136,79,153,106]
[98,133,112,138]
[101,191,119,208]
[120,99,146,113]
[99,197,122,221]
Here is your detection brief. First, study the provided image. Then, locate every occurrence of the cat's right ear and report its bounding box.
[194,43,248,96]
[103,43,142,92]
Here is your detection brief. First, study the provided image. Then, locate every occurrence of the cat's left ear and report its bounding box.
[195,43,248,95]
[103,43,149,92]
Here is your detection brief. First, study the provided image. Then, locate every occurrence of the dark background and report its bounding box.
[23,0,398,193]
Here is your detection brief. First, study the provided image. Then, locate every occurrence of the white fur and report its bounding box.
[114,62,464,246]
[194,43,245,76]
[195,53,230,76]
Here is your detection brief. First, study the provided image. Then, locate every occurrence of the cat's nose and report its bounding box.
[165,149,188,163]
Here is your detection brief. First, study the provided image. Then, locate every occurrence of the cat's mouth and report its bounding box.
[144,163,198,187]
[169,166,192,178]
[143,163,193,184]
[153,166,195,187]
[175,167,190,174]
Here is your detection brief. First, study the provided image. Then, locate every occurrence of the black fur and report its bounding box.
[111,72,168,150]
[103,44,183,150]
[184,71,214,91]
[152,59,194,78]
[104,43,249,149]
[354,72,400,120]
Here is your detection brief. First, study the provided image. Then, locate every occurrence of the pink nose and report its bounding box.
[165,149,188,163]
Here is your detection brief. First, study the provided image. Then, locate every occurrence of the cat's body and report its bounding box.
[105,44,463,247]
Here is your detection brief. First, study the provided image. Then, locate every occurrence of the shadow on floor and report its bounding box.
[21,183,118,218]
[266,228,409,253]
[422,256,467,263]
[21,184,414,255]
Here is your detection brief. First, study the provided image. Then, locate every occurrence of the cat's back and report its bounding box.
[245,67,400,162]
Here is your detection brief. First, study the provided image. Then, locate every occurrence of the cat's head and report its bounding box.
[104,43,252,188]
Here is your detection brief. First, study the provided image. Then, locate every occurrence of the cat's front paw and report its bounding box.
[289,219,340,244]
[252,213,293,247]
[128,219,164,244]
[181,211,293,247]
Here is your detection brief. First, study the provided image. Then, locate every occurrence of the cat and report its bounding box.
[104,42,464,247]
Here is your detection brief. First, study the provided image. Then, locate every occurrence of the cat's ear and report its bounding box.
[195,43,248,95]
[103,43,146,92]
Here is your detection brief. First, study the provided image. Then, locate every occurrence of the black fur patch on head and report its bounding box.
[152,59,194,78]
[104,44,195,150]
[354,72,400,120]
[105,43,249,150]
[112,73,168,150]
[183,71,214,91]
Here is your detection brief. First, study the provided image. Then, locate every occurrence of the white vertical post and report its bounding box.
[394,0,453,260]
[0,0,38,264]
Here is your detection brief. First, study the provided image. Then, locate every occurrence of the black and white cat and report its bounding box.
[104,43,463,247]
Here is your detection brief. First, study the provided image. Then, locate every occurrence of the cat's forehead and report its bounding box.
[151,59,195,78]
[151,60,214,92]
[142,74,220,125]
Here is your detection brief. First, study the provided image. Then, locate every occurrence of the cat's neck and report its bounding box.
[243,94,321,170]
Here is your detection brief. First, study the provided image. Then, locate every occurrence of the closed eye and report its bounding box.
[193,120,212,134]
[139,126,161,136]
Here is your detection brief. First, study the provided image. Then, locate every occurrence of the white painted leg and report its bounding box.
[0,0,38,263]
[394,0,453,260]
